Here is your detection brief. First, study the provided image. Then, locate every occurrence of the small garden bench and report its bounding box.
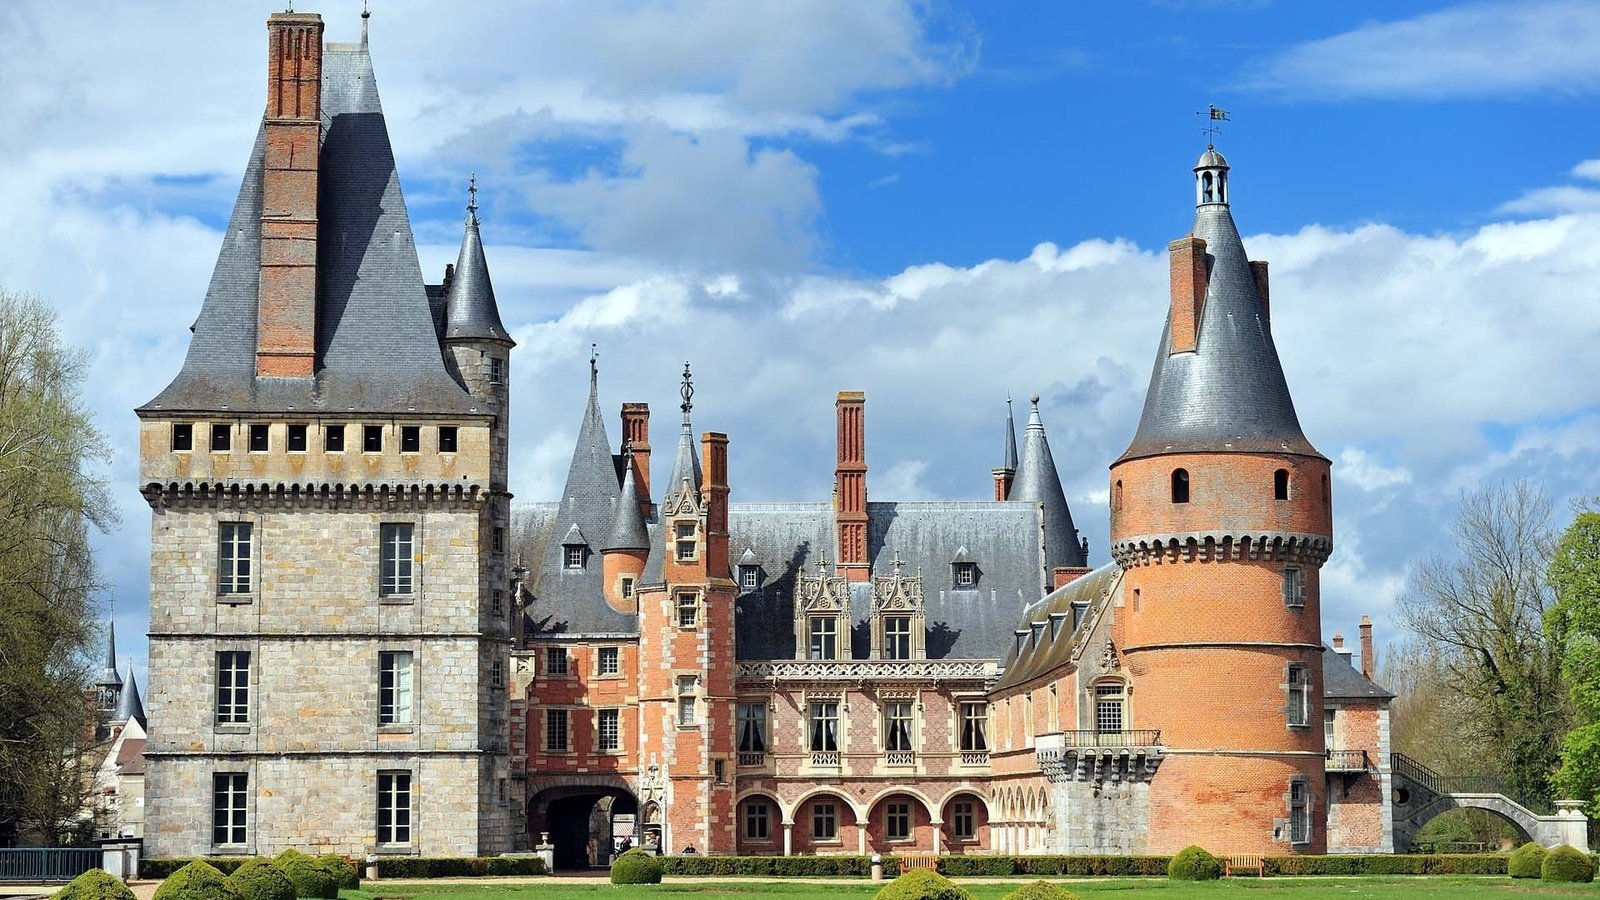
[900,854,940,872]
[1224,854,1265,877]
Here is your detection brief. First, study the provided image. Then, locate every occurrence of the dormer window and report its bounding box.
[675,521,697,561]
[808,616,839,660]
[560,523,588,570]
[953,562,976,587]
[883,616,912,659]
[740,565,760,592]
[564,547,584,569]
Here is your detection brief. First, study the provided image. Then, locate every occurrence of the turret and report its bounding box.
[441,176,515,489]
[112,662,147,729]
[992,398,1018,500]
[601,462,650,611]
[1109,145,1333,855]
[96,621,123,716]
[1011,395,1087,589]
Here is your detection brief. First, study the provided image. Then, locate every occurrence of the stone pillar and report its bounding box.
[858,826,868,855]
[1555,801,1590,852]
[783,822,793,856]
[931,821,942,855]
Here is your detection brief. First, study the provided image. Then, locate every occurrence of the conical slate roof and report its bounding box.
[1001,399,1019,473]
[444,184,512,344]
[113,665,146,727]
[98,622,122,688]
[1012,397,1087,571]
[1119,150,1321,462]
[665,363,701,503]
[604,465,650,552]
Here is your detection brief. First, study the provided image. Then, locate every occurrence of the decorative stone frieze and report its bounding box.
[1110,530,1333,568]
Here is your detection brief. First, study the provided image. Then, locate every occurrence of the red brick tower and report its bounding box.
[1109,146,1333,855]
[635,364,738,853]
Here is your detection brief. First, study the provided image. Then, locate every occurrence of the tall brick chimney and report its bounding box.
[1359,615,1375,679]
[834,392,869,581]
[622,402,651,519]
[701,433,730,569]
[256,12,324,378]
[1168,236,1207,353]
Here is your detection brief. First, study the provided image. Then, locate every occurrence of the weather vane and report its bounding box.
[1197,104,1230,147]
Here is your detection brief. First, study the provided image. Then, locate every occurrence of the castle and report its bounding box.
[137,10,1395,862]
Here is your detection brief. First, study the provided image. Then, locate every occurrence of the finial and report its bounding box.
[467,172,478,224]
[1198,104,1229,146]
[1006,392,1013,410]
[891,550,905,574]
[589,343,598,385]
[680,361,694,419]
[1029,393,1040,407]
[816,556,830,576]
[360,0,370,45]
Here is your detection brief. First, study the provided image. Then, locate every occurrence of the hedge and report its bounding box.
[1262,854,1507,876]
[52,869,137,900]
[660,855,872,876]
[143,859,255,879]
[372,856,547,878]
[152,861,239,900]
[1541,845,1595,883]
[226,860,295,900]
[1508,842,1547,878]
[1168,846,1222,881]
[874,870,972,900]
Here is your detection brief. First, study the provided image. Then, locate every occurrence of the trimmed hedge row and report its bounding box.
[1262,854,1507,876]
[143,855,545,881]
[658,853,1510,878]
[142,859,255,879]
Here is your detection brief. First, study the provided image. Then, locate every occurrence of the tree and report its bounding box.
[1548,512,1600,814]
[0,290,115,845]
[1397,480,1567,808]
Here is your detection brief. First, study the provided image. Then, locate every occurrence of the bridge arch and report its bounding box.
[1396,795,1536,851]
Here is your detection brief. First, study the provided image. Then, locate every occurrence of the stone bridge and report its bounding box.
[1390,753,1589,852]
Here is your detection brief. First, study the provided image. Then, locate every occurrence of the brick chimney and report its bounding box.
[992,468,1013,501]
[1249,260,1270,327]
[1052,566,1093,589]
[622,402,651,519]
[256,12,324,378]
[1168,236,1207,353]
[1359,615,1375,679]
[701,432,730,569]
[834,392,869,581]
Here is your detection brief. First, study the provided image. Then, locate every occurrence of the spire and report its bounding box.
[666,362,701,501]
[112,662,146,727]
[603,460,651,552]
[1002,396,1019,472]
[360,0,370,48]
[1120,145,1320,462]
[1012,395,1087,571]
[443,173,512,344]
[98,621,122,688]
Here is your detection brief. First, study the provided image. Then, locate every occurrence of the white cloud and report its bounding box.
[1243,0,1600,99]
[1572,159,1600,180]
[1336,448,1413,492]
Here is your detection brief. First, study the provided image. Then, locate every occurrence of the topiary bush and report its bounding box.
[610,849,664,885]
[53,868,137,900]
[271,851,338,899]
[1166,845,1222,881]
[1508,842,1548,878]
[872,869,974,900]
[1000,881,1079,900]
[313,855,359,891]
[227,859,295,900]
[1542,845,1595,883]
[153,860,240,900]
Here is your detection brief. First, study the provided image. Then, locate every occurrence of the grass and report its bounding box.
[342,877,1600,900]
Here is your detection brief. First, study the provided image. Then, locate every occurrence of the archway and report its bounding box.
[528,784,639,870]
[1394,794,1537,853]
[940,792,990,852]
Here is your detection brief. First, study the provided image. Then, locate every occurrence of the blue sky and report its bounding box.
[2,0,1599,688]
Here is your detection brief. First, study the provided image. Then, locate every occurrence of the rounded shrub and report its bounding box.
[610,849,664,885]
[1541,844,1595,883]
[1508,842,1548,879]
[1166,846,1222,881]
[313,855,359,891]
[1000,881,1078,900]
[53,868,137,900]
[271,851,339,899]
[153,860,240,900]
[227,859,295,900]
[872,869,973,900]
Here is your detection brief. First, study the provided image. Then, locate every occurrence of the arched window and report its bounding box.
[1274,469,1289,501]
[1171,469,1190,504]
[1202,172,1214,203]
[1218,171,1228,203]
[1322,473,1330,504]
[1093,679,1126,734]
[1113,479,1123,511]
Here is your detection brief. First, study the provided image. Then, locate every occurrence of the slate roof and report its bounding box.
[1001,402,1018,473]
[112,668,146,727]
[603,465,650,552]
[1011,398,1087,573]
[114,738,147,777]
[1118,148,1322,462]
[98,622,122,688]
[140,42,480,416]
[444,202,512,344]
[1322,645,1395,700]
[993,563,1122,691]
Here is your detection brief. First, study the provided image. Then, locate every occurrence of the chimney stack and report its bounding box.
[622,402,652,519]
[1168,236,1207,353]
[834,392,869,581]
[701,433,730,569]
[1359,615,1375,679]
[257,12,324,378]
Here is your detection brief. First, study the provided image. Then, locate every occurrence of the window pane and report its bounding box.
[381,524,414,595]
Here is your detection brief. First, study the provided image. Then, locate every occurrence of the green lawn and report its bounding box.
[344,878,1600,900]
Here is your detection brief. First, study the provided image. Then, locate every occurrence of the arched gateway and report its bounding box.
[527,777,639,870]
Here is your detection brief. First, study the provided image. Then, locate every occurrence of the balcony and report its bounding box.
[959,750,990,766]
[810,751,841,767]
[1326,749,1372,772]
[738,751,766,768]
[1036,730,1164,783]
[884,751,915,767]
[1058,729,1162,749]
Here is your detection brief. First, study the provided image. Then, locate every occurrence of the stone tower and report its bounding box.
[136,10,512,857]
[1108,145,1333,855]
[634,365,738,853]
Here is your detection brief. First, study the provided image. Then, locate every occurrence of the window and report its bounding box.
[886,802,911,841]
[218,522,253,594]
[1113,479,1123,511]
[492,589,504,616]
[1283,566,1305,608]
[380,524,414,596]
[545,648,569,677]
[211,423,231,452]
[376,771,412,845]
[883,615,912,660]
[401,425,421,453]
[598,646,620,676]
[493,527,505,553]
[363,425,383,453]
[953,562,976,587]
[960,702,988,752]
[740,565,759,591]
[563,546,584,569]
[325,424,345,452]
[951,801,975,840]
[1288,780,1310,844]
[488,356,504,385]
[492,659,504,687]
[737,703,767,753]
[809,701,839,752]
[378,651,414,726]
[249,423,268,452]
[1274,468,1290,500]
[438,426,458,453]
[599,708,620,752]
[677,676,698,726]
[674,521,696,561]
[1324,708,1336,748]
[884,701,914,753]
[216,651,250,725]
[287,424,307,452]
[808,616,837,660]
[744,801,770,841]
[172,423,193,451]
[1171,468,1190,503]
[1287,665,1309,726]
[812,801,837,840]
[545,709,569,752]
[621,577,634,599]
[677,592,698,627]
[1095,682,1125,733]
[714,759,727,784]
[212,773,248,846]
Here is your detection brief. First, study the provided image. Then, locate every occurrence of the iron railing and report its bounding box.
[0,848,101,883]
[1391,752,1555,814]
[1057,730,1162,749]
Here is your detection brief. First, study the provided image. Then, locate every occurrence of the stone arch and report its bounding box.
[933,784,990,811]
[1395,794,1538,851]
[525,776,638,870]
[735,790,783,853]
[865,784,939,818]
[735,787,791,823]
[791,785,865,822]
[941,790,990,849]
